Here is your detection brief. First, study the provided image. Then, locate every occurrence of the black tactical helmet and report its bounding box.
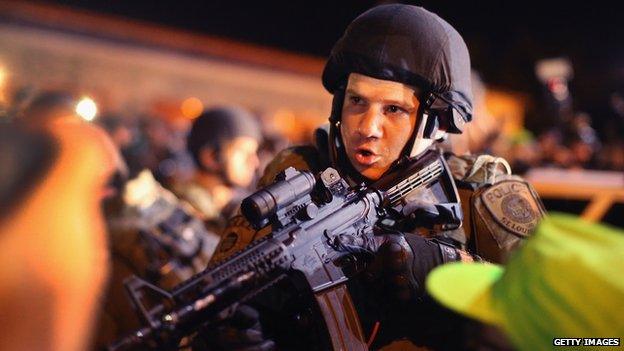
[187,106,261,168]
[322,4,473,134]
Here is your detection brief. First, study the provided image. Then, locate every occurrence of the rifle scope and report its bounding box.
[241,169,315,227]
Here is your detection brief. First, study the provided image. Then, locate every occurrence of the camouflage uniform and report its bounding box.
[211,144,545,266]
[96,174,219,350]
[175,178,247,236]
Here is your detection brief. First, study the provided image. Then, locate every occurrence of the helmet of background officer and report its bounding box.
[322,4,473,181]
[187,107,262,187]
[21,90,80,125]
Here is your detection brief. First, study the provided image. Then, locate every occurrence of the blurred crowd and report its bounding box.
[0,88,291,350]
[501,88,624,174]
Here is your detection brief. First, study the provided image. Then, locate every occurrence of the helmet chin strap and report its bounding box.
[327,86,345,171]
[400,91,449,161]
[408,111,447,158]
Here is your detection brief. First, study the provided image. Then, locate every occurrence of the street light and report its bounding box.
[76,97,97,121]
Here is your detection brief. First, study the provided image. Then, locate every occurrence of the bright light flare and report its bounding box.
[0,66,7,88]
[181,97,203,119]
[76,97,98,121]
[0,65,8,105]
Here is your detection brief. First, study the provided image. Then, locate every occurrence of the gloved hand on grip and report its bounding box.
[363,230,454,303]
[359,229,476,348]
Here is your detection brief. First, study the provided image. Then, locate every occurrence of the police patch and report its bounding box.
[481,180,540,237]
[209,213,272,264]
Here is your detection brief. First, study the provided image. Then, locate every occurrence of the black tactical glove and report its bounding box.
[364,230,457,303]
[193,304,275,351]
[357,230,470,348]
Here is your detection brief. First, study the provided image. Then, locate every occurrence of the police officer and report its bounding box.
[207,4,545,350]
[177,106,262,233]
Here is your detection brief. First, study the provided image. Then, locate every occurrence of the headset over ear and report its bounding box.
[327,86,346,172]
[328,86,345,125]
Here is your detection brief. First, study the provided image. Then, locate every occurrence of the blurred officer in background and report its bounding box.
[0,116,120,350]
[177,106,262,233]
[204,4,545,351]
[96,168,223,350]
[95,107,263,350]
[19,90,80,124]
[96,107,262,349]
[97,114,147,177]
[427,213,624,351]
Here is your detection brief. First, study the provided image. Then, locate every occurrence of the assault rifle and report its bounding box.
[109,150,460,350]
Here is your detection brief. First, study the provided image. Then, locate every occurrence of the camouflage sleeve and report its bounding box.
[176,183,220,220]
[209,146,321,263]
[447,153,546,263]
[470,173,546,263]
[257,146,321,187]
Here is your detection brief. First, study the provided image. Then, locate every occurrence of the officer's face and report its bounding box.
[341,73,419,180]
[222,136,260,187]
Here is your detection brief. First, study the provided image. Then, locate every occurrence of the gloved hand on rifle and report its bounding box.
[357,229,476,348]
[365,230,468,302]
[192,304,275,351]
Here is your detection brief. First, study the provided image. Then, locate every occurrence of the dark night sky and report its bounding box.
[40,0,624,120]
